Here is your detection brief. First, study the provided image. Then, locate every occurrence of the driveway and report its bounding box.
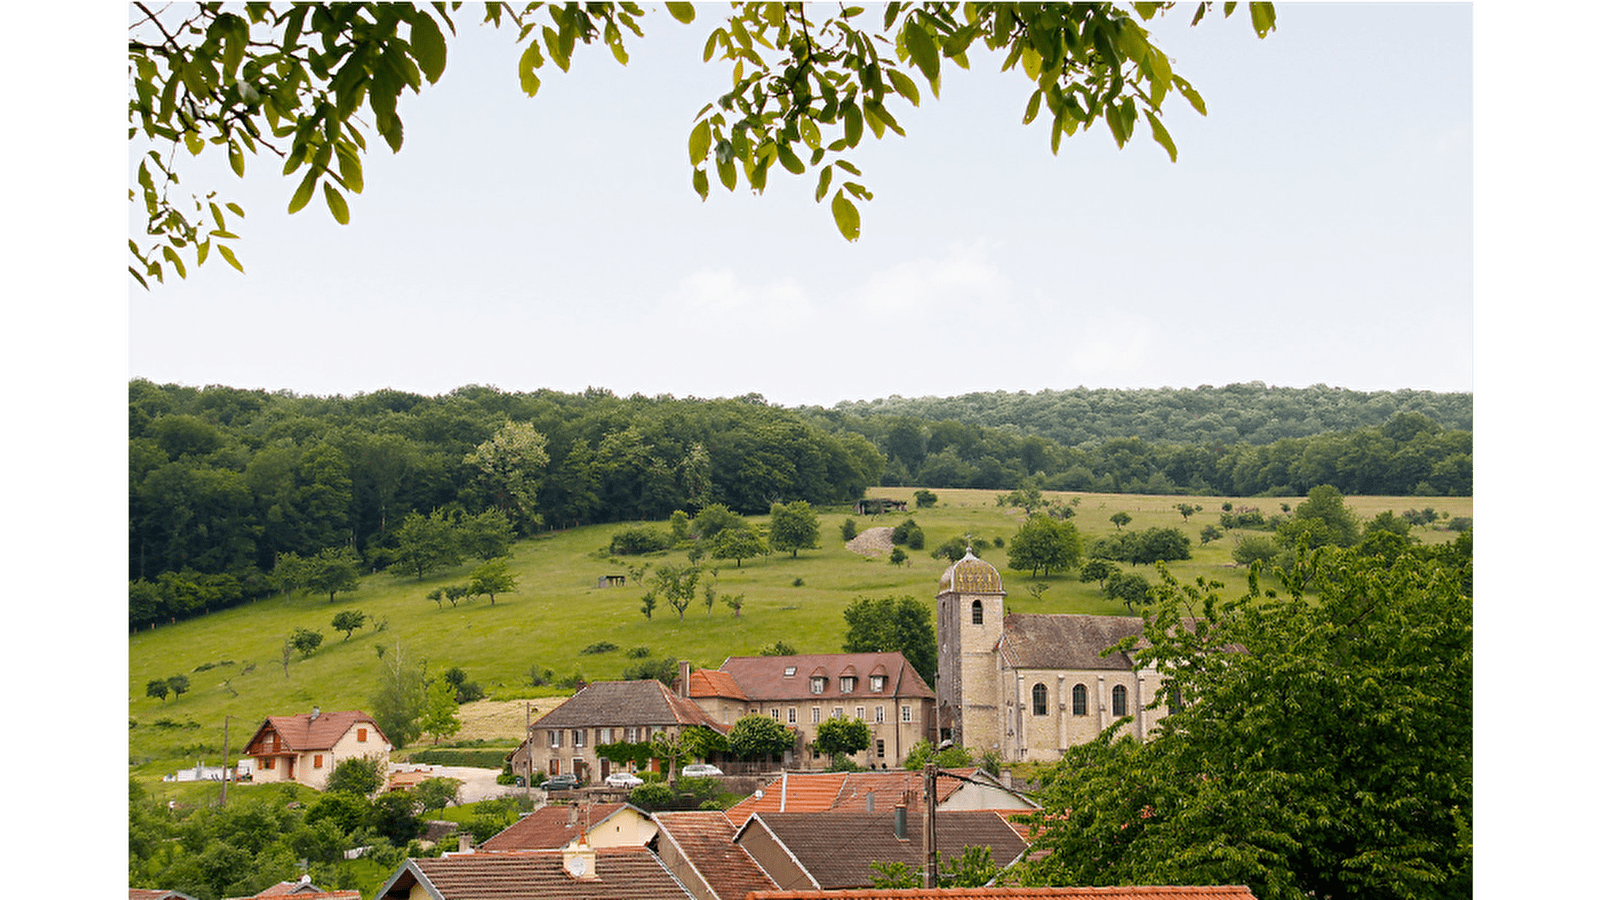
[388,762,524,805]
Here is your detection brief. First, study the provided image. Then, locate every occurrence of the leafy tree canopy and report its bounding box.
[324,753,386,796]
[841,594,937,688]
[127,2,1275,286]
[768,500,821,558]
[727,713,795,759]
[1020,547,1471,900]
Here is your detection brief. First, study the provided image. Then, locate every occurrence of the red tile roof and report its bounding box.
[130,891,198,900]
[749,889,1259,900]
[225,880,360,899]
[376,847,694,899]
[724,770,999,826]
[242,710,388,754]
[713,654,934,704]
[690,669,749,701]
[535,681,727,733]
[653,810,778,900]
[479,802,633,851]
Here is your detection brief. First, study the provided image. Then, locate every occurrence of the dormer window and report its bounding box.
[784,667,797,677]
[840,676,857,693]
[870,675,886,692]
[811,677,825,694]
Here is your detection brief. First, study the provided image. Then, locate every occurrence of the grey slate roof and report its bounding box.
[739,810,1031,890]
[996,614,1148,671]
[534,680,725,731]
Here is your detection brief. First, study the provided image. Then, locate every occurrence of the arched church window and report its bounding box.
[1072,684,1087,716]
[971,600,983,625]
[1111,685,1128,717]
[1032,683,1048,715]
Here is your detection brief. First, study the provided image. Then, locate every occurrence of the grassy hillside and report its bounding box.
[128,488,1471,789]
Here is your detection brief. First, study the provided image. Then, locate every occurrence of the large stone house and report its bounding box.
[688,652,936,770]
[241,708,391,790]
[935,551,1175,762]
[510,680,726,784]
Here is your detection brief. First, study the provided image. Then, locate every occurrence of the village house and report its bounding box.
[651,810,779,900]
[479,801,656,852]
[375,845,695,900]
[747,887,1261,900]
[688,653,936,770]
[508,679,725,784]
[734,809,1032,890]
[723,769,1036,827]
[240,708,391,791]
[935,551,1177,762]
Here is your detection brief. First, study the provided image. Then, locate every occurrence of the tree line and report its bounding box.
[128,381,1469,629]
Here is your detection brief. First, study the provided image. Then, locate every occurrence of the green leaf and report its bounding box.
[814,165,833,203]
[323,183,350,224]
[161,245,187,280]
[1173,76,1206,116]
[1145,110,1177,162]
[518,44,543,98]
[666,2,696,24]
[831,190,861,241]
[843,102,863,146]
[1023,89,1043,125]
[692,167,709,200]
[1250,2,1277,38]
[776,142,805,175]
[197,239,210,265]
[885,68,920,107]
[227,139,245,177]
[335,142,364,193]
[410,13,448,84]
[716,155,737,191]
[904,19,940,83]
[183,131,204,156]
[288,169,318,214]
[689,120,711,164]
[799,117,821,150]
[217,243,245,273]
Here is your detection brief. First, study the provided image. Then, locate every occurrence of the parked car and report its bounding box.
[543,773,581,792]
[604,771,644,788]
[681,764,724,777]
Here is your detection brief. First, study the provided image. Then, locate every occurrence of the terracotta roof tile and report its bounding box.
[653,810,779,900]
[536,681,726,732]
[479,803,630,851]
[749,889,1259,900]
[691,669,750,702]
[243,710,388,754]
[378,847,693,899]
[716,654,934,704]
[741,811,1031,890]
[130,891,198,900]
[724,773,850,826]
[727,770,1009,825]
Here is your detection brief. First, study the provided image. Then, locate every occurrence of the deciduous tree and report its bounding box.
[331,609,367,640]
[841,595,937,687]
[371,643,428,749]
[711,525,768,567]
[1020,548,1471,900]
[1006,515,1082,577]
[727,714,795,761]
[325,754,386,796]
[814,717,872,766]
[389,510,463,580]
[421,677,462,745]
[128,3,1274,280]
[768,501,820,558]
[466,557,517,604]
[463,422,549,534]
[289,627,324,658]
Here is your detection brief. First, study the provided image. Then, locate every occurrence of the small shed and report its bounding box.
[854,498,908,516]
[597,574,626,588]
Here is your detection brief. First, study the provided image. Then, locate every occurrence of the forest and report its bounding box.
[128,381,1470,629]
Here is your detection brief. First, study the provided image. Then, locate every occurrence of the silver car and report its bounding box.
[604,771,644,788]
[681,764,723,777]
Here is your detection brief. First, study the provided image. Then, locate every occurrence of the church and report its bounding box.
[934,550,1175,762]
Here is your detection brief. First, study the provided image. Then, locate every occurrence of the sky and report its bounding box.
[124,3,1474,407]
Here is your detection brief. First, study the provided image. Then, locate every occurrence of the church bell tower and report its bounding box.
[935,549,1005,752]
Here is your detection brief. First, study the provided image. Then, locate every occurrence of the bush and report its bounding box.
[913,489,938,508]
[626,645,651,658]
[610,525,672,555]
[580,641,619,655]
[621,656,679,685]
[408,748,515,768]
[1446,516,1472,532]
[326,754,386,795]
[629,782,674,810]
[1232,535,1278,567]
[841,518,858,541]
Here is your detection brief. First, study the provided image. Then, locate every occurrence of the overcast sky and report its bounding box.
[126,3,1474,407]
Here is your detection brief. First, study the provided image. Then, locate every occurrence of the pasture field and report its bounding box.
[128,488,1472,789]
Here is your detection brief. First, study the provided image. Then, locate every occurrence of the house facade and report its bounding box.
[935,551,1174,763]
[512,680,726,784]
[690,652,936,770]
[241,708,391,790]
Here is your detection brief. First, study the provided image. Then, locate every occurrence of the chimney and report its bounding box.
[678,660,692,698]
[568,804,579,828]
[458,831,474,854]
[310,706,321,721]
[894,804,907,841]
[1000,769,1013,789]
[866,792,875,812]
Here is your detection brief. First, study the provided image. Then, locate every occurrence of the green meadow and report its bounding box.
[128,487,1471,791]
